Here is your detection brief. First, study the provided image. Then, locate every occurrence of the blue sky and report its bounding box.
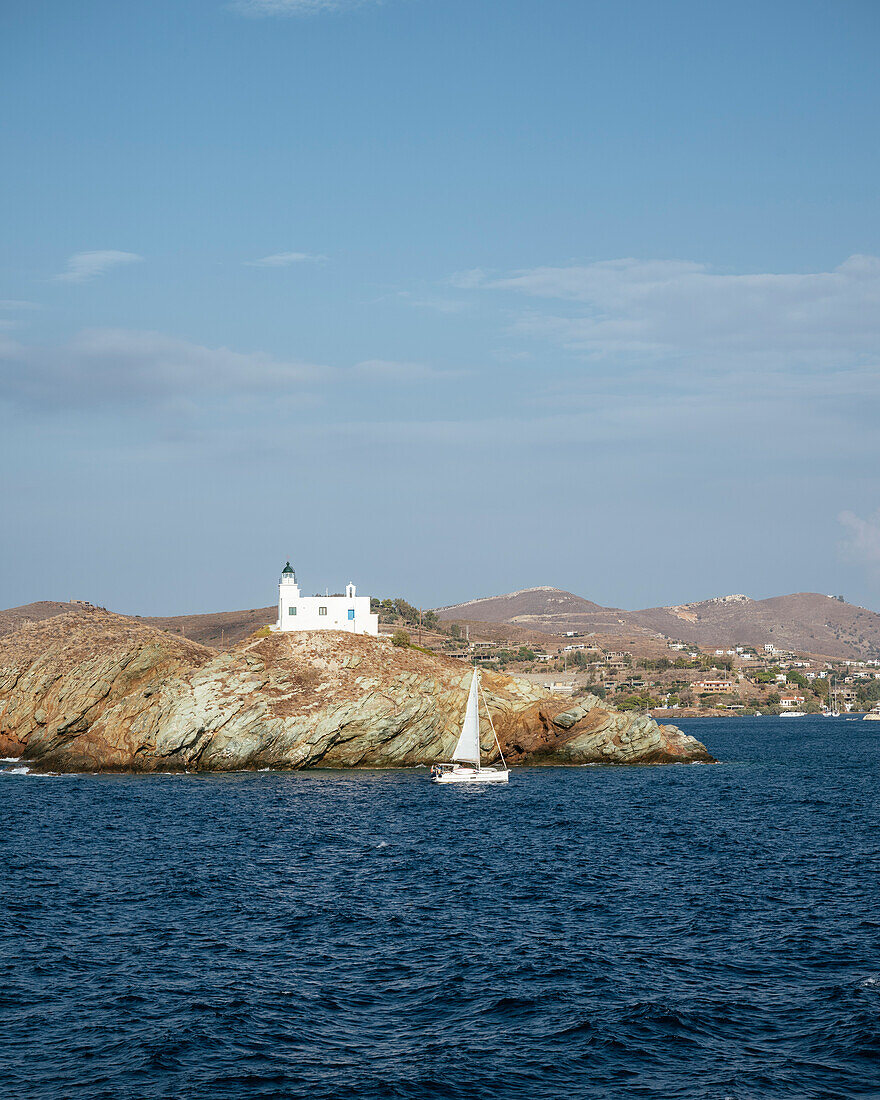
[2,0,880,615]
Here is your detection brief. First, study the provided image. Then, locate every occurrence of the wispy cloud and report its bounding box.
[231,0,379,16]
[454,254,880,372]
[55,250,143,284]
[0,330,455,410]
[396,291,470,315]
[0,329,329,408]
[0,300,40,334]
[245,251,327,267]
[0,300,40,311]
[839,509,880,577]
[352,359,456,381]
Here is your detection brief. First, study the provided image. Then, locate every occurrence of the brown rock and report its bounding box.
[0,609,713,772]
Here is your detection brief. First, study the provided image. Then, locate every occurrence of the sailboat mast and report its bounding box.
[478,675,508,771]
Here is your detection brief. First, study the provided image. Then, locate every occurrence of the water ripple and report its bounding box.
[1,717,879,1098]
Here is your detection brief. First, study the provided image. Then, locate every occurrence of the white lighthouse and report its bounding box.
[274,561,379,635]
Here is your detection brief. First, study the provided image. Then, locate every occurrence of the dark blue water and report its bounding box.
[2,717,879,1100]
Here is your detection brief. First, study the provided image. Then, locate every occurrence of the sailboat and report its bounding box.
[431,669,509,784]
[823,675,841,717]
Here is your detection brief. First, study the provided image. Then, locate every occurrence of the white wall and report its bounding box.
[276,578,379,635]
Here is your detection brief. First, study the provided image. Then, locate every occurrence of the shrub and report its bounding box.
[392,629,411,648]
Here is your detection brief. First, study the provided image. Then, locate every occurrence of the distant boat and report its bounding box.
[823,675,841,717]
[431,670,509,784]
[780,711,807,717]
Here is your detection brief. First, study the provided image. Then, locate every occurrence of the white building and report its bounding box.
[273,562,379,635]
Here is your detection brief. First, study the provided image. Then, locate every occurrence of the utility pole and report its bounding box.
[418,608,422,646]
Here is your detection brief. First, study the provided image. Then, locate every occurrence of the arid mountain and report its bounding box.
[629,592,880,658]
[437,588,880,659]
[138,606,276,649]
[0,601,88,636]
[437,587,612,623]
[7,585,879,660]
[436,588,657,644]
[0,601,276,650]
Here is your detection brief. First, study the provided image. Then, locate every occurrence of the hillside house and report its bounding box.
[695,679,735,694]
[779,693,805,709]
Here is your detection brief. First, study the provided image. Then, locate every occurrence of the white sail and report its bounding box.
[452,670,481,766]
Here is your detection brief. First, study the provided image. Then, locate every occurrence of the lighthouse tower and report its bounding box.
[274,560,379,635]
[277,561,300,624]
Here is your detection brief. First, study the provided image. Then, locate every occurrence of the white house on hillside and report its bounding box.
[273,562,379,636]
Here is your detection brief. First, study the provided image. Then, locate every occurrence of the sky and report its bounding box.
[2,0,880,616]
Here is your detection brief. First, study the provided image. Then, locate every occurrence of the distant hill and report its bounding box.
[0,602,92,636]
[437,588,880,659]
[6,587,880,659]
[137,607,276,649]
[0,601,275,651]
[437,587,613,622]
[629,592,880,659]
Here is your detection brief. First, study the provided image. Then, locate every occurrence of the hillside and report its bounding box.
[138,606,276,649]
[0,601,91,636]
[0,608,710,771]
[7,586,880,660]
[437,588,880,659]
[437,587,613,622]
[0,601,276,650]
[629,593,880,658]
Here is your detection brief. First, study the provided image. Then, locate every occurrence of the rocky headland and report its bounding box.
[0,608,712,772]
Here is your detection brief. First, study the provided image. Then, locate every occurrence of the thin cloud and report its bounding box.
[0,300,40,334]
[396,292,470,315]
[55,250,143,284]
[231,0,379,15]
[448,268,490,290]
[352,359,456,381]
[455,254,880,372]
[0,328,330,408]
[245,251,327,267]
[839,509,880,576]
[0,330,458,410]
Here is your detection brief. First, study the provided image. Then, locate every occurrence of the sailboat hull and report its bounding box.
[432,767,509,784]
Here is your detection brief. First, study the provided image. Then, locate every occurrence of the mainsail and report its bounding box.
[452,670,482,766]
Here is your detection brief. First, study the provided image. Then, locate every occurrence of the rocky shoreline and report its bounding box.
[0,609,713,773]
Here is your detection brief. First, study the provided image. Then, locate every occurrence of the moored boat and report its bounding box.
[823,675,841,717]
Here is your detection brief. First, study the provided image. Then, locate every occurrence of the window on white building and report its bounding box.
[288,607,296,616]
[348,609,355,620]
[319,607,327,616]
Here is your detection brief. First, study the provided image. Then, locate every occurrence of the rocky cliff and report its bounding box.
[0,609,712,772]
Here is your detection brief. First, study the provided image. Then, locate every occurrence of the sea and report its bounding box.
[2,716,879,1100]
